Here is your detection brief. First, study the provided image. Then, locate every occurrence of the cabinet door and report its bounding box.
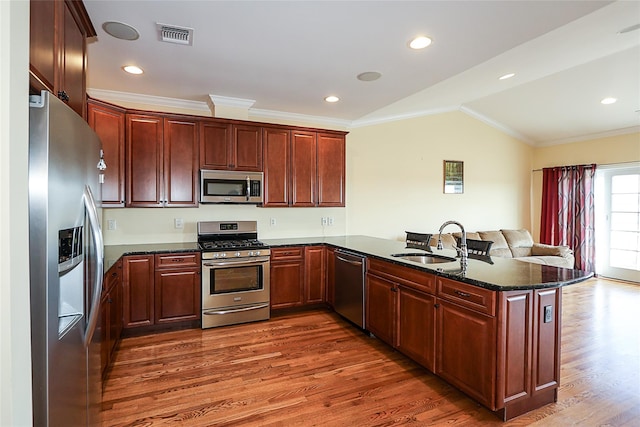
[29,0,57,92]
[200,120,231,170]
[123,255,155,328]
[60,1,86,117]
[262,127,290,206]
[87,100,126,206]
[99,293,109,376]
[291,131,316,207]
[317,133,345,207]
[164,118,199,207]
[110,274,123,352]
[126,114,164,207]
[233,124,263,171]
[304,246,325,304]
[365,273,396,346]
[397,286,436,372]
[270,261,304,309]
[154,269,201,324]
[436,299,497,409]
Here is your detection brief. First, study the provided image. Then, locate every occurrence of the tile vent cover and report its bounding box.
[157,23,193,46]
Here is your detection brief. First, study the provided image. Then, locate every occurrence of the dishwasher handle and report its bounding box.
[335,250,365,267]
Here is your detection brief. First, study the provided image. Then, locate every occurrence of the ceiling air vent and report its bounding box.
[156,23,193,46]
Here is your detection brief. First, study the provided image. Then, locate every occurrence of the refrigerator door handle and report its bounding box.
[83,185,104,347]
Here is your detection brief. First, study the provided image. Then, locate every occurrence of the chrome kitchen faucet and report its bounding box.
[437,220,468,269]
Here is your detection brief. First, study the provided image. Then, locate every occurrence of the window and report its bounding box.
[595,164,640,282]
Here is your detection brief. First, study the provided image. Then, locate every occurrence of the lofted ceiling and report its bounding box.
[84,1,640,146]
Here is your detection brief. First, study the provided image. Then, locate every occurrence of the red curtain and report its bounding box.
[540,164,596,271]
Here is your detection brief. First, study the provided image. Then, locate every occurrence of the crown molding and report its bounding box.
[249,108,351,129]
[208,94,255,109]
[537,125,640,147]
[459,105,535,146]
[87,88,212,114]
[350,106,459,128]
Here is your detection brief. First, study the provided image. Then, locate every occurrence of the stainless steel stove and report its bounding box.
[197,221,270,329]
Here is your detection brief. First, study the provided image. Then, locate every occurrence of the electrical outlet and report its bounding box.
[107,219,116,231]
[328,216,334,226]
[270,217,277,226]
[321,217,328,226]
[174,218,184,229]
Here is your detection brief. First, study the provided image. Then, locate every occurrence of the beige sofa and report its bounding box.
[429,229,575,269]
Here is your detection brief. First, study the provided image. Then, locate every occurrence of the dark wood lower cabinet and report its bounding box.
[123,252,201,330]
[270,246,328,310]
[365,273,395,346]
[101,260,123,379]
[436,299,497,409]
[397,285,436,372]
[154,269,200,324]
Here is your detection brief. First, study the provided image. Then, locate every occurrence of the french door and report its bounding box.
[595,164,640,282]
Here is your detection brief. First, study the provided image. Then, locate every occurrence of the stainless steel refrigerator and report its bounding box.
[29,91,105,426]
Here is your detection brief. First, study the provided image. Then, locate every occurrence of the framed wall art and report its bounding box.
[443,160,464,194]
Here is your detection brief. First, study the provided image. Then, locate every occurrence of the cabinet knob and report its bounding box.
[434,303,440,309]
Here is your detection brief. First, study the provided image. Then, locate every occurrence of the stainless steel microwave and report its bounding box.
[200,170,263,204]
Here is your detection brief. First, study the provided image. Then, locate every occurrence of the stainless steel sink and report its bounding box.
[390,253,456,264]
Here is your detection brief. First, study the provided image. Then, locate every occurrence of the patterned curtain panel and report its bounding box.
[540,164,597,271]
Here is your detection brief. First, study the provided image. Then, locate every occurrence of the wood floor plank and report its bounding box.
[102,277,640,426]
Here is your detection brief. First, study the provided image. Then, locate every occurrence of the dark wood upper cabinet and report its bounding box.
[126,114,164,207]
[29,0,57,92]
[87,99,126,207]
[200,121,231,170]
[163,118,199,207]
[317,133,345,207]
[29,0,96,118]
[126,114,198,208]
[262,127,290,207]
[200,121,262,171]
[290,131,317,207]
[233,124,263,171]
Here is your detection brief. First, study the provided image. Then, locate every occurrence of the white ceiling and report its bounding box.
[84,1,640,146]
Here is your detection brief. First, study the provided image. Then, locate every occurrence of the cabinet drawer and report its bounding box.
[271,247,304,261]
[155,252,200,269]
[437,277,496,316]
[368,258,435,294]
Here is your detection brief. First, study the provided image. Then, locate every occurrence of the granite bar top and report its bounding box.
[262,235,594,291]
[104,235,593,291]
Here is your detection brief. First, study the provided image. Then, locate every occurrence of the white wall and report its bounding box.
[345,111,533,241]
[0,1,33,426]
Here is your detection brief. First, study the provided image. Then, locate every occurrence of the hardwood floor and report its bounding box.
[101,277,640,426]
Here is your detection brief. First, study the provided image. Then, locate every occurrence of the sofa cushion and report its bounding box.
[478,230,512,258]
[429,233,456,249]
[501,229,534,258]
[531,243,572,258]
[514,256,573,269]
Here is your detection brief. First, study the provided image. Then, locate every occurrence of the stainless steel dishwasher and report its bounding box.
[334,249,366,328]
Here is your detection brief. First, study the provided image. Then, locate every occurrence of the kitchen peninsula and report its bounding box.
[103,234,592,421]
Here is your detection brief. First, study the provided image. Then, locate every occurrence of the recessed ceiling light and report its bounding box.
[103,21,140,41]
[601,97,617,105]
[123,65,144,75]
[357,71,382,82]
[499,73,515,80]
[409,36,432,50]
[324,95,340,103]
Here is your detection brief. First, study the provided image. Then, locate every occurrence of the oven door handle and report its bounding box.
[203,303,269,316]
[203,258,269,267]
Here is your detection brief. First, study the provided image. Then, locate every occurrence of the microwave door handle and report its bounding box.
[246,176,250,201]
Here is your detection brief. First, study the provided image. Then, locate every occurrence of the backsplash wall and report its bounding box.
[101,205,346,245]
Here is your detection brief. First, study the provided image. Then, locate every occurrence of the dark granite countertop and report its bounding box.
[262,235,594,291]
[104,242,200,270]
[104,235,593,291]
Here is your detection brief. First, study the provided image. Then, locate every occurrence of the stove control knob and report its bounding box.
[235,251,241,257]
[220,253,226,258]
[213,253,219,259]
[254,251,261,256]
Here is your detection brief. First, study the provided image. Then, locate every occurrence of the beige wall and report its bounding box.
[345,111,533,241]
[1,1,33,425]
[530,132,640,240]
